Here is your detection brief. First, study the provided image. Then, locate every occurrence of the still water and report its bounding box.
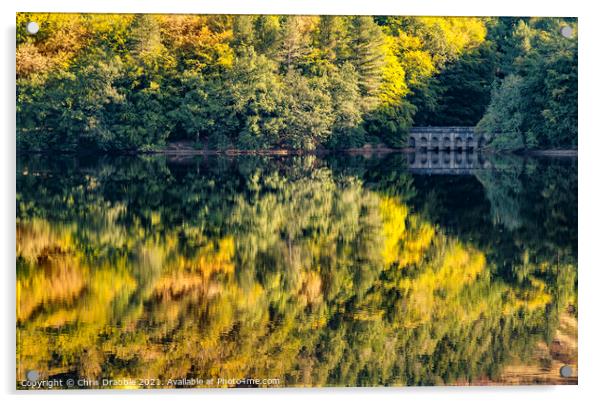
[16,152,577,387]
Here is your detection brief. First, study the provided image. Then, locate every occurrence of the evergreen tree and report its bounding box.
[348,16,386,110]
[278,16,314,72]
[316,16,350,62]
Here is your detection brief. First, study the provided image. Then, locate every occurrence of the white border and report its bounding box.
[12,0,581,17]
[3,1,601,403]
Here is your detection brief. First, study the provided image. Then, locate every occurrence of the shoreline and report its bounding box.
[152,147,579,157]
[154,147,410,156]
[516,149,578,157]
[19,147,579,157]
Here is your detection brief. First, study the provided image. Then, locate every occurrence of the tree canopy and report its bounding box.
[16,14,577,152]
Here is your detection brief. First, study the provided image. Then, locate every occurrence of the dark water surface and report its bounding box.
[16,152,577,388]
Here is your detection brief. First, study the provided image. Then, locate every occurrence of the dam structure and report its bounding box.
[407,127,491,174]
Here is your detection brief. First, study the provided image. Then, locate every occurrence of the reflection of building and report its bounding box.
[408,127,488,151]
[408,150,491,175]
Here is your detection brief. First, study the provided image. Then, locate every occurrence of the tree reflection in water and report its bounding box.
[16,153,577,387]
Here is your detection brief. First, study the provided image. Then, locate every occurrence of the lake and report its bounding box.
[16,152,578,387]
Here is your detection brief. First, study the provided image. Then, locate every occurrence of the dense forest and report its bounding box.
[16,14,577,152]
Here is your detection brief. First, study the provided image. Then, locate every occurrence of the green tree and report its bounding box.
[278,16,314,72]
[279,71,334,149]
[226,48,285,149]
[477,18,577,150]
[326,63,365,148]
[348,17,386,110]
[476,74,532,150]
[316,16,350,63]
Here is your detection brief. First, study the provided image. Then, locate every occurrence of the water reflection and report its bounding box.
[16,153,577,387]
[407,149,490,173]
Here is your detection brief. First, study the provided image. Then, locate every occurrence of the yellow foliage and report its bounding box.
[17,218,75,264]
[158,15,234,69]
[195,236,235,275]
[380,196,409,266]
[379,36,410,106]
[398,216,436,268]
[298,270,323,307]
[379,197,435,269]
[16,13,90,78]
[415,17,487,65]
[17,255,86,322]
[153,236,235,300]
[397,241,487,327]
[395,17,486,90]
